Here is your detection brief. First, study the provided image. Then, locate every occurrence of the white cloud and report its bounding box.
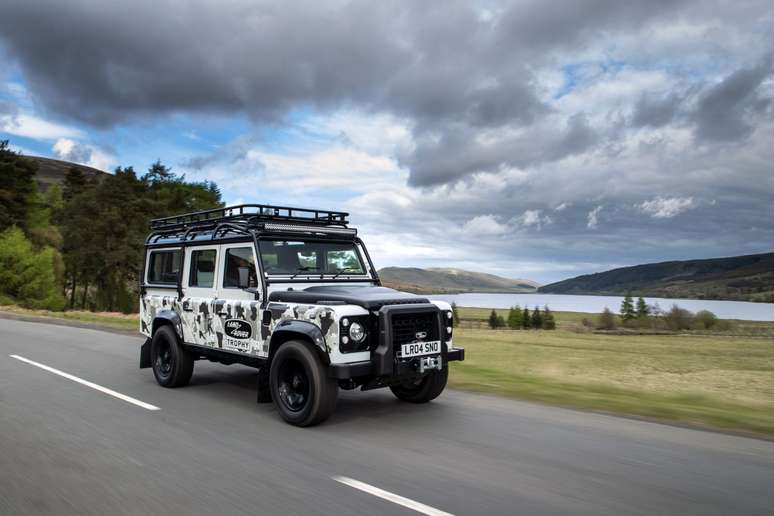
[512,209,552,229]
[1,113,82,140]
[462,215,511,236]
[587,205,603,229]
[52,138,113,171]
[638,196,696,218]
[247,145,404,191]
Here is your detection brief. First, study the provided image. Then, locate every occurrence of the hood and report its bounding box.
[267,285,430,310]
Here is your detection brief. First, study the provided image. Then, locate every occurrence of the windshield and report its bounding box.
[258,239,366,276]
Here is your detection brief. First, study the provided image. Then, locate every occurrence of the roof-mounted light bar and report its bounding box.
[262,223,357,236]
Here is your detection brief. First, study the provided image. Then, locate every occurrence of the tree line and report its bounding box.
[485,305,556,330]
[0,140,223,312]
[594,293,730,331]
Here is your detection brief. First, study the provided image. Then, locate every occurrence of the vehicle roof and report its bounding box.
[145,204,357,247]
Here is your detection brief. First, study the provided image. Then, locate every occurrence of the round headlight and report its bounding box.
[348,321,366,342]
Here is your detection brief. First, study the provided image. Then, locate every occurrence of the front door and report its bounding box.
[215,243,265,356]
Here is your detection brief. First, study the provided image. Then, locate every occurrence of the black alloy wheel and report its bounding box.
[150,325,194,387]
[269,340,338,426]
[276,357,310,413]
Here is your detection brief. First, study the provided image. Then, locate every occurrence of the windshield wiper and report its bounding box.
[290,266,320,279]
[331,267,361,279]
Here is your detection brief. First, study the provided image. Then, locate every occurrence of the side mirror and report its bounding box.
[237,267,251,289]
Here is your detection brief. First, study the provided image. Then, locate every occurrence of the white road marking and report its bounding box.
[9,354,160,411]
[332,476,454,516]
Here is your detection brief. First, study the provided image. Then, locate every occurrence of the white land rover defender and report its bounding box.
[139,204,464,426]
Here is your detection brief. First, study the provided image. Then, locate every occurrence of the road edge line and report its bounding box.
[9,354,160,411]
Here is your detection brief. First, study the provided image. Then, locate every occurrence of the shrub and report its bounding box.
[694,310,718,330]
[664,304,694,331]
[597,307,617,330]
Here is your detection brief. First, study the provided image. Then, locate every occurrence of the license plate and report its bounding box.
[401,341,441,358]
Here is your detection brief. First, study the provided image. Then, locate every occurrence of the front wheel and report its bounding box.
[390,367,448,403]
[269,340,338,427]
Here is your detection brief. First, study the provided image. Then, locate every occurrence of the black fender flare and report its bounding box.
[142,310,184,369]
[269,320,330,366]
[152,309,183,340]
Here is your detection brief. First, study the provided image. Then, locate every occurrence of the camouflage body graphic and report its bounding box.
[141,294,346,358]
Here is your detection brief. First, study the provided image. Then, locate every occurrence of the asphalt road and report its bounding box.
[1,318,773,516]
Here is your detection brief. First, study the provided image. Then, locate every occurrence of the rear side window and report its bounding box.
[147,250,181,285]
[189,249,217,288]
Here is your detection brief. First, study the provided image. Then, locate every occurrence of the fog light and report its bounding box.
[342,336,349,344]
[349,321,366,342]
[446,326,452,334]
[342,318,350,327]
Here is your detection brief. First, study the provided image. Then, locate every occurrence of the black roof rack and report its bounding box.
[150,204,349,231]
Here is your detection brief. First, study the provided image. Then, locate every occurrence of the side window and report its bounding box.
[223,247,258,288]
[189,249,217,288]
[147,250,181,285]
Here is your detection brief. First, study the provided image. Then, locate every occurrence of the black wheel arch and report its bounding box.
[152,310,183,340]
[142,311,183,369]
[269,320,330,366]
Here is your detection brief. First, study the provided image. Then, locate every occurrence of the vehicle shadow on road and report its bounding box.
[183,364,453,427]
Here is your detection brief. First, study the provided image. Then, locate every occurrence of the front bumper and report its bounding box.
[329,345,464,379]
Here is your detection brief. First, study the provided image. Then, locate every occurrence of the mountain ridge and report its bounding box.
[379,266,539,295]
[539,251,774,302]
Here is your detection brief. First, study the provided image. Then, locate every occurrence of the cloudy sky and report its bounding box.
[2,0,773,283]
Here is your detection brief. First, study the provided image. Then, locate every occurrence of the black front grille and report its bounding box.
[391,312,439,348]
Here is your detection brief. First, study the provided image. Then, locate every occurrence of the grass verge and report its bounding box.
[0,305,139,332]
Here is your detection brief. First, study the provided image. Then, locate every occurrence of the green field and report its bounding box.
[450,307,774,436]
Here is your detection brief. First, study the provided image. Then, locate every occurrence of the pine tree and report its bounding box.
[620,292,636,322]
[636,297,650,319]
[531,306,542,329]
[522,307,531,329]
[488,309,499,329]
[507,305,522,329]
[451,302,460,327]
[542,306,556,330]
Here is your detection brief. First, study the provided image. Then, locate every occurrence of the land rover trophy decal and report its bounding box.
[225,319,252,340]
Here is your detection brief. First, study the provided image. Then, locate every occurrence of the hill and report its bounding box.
[539,252,774,302]
[26,155,108,190]
[379,267,539,294]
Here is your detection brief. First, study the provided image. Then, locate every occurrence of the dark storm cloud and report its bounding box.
[691,62,773,142]
[631,93,682,128]
[0,0,717,187]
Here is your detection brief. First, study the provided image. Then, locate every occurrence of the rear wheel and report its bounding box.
[390,366,448,403]
[270,340,337,426]
[151,325,194,387]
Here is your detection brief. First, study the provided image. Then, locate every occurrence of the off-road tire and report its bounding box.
[390,366,448,403]
[269,340,338,426]
[151,325,194,387]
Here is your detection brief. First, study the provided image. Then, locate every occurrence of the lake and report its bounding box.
[426,293,774,322]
